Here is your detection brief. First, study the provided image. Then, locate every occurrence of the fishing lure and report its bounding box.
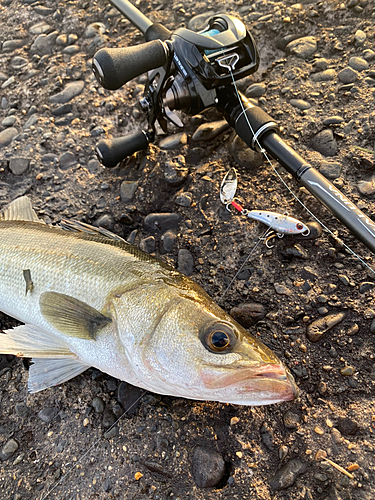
[220,168,310,246]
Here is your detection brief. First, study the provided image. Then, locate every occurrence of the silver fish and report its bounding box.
[0,197,297,405]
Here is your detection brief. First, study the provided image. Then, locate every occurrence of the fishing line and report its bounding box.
[40,390,145,500]
[220,226,273,301]
[227,67,375,278]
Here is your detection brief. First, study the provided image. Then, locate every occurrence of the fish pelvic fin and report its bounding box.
[40,292,112,340]
[0,196,44,223]
[28,358,90,393]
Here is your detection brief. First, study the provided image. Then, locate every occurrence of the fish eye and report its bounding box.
[200,323,237,354]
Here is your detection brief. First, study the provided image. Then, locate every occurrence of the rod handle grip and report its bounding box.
[95,131,150,168]
[92,40,168,90]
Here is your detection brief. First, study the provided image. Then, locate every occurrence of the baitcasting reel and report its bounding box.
[92,11,259,168]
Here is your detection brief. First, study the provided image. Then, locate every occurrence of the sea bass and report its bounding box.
[0,197,297,405]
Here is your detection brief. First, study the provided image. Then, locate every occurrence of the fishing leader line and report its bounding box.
[40,390,145,500]
[219,226,274,301]
[226,66,375,281]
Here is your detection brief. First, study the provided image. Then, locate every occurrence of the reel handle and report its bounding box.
[92,39,168,90]
[95,131,151,168]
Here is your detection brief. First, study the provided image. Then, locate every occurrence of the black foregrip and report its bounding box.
[92,40,167,90]
[235,106,278,149]
[96,131,150,168]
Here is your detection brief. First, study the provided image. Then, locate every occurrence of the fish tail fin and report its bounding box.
[0,324,90,392]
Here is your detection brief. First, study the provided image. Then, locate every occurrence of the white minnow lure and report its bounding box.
[220,167,310,236]
[242,208,310,235]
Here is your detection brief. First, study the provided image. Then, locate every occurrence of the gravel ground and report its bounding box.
[0,0,375,499]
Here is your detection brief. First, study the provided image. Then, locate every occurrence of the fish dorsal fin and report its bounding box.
[0,196,43,223]
[59,219,126,242]
[40,292,112,340]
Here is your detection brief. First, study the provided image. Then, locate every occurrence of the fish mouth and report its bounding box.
[200,364,298,404]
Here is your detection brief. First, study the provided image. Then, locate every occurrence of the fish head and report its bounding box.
[129,286,298,406]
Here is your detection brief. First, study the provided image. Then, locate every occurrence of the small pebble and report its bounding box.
[161,229,177,253]
[338,67,359,84]
[0,127,18,149]
[306,312,346,342]
[314,426,324,435]
[279,445,288,460]
[315,450,327,461]
[120,181,138,203]
[310,129,337,157]
[310,69,336,82]
[49,81,85,104]
[38,407,57,423]
[159,132,187,150]
[289,99,311,110]
[359,282,374,293]
[230,302,266,328]
[192,446,225,488]
[347,464,359,472]
[162,156,188,186]
[140,236,156,254]
[9,158,30,176]
[337,417,359,436]
[178,249,194,276]
[269,458,307,490]
[144,213,182,234]
[286,37,317,59]
[348,57,368,71]
[245,83,267,98]
[91,396,105,413]
[320,161,341,179]
[175,192,192,207]
[354,29,366,46]
[0,439,19,461]
[117,382,143,416]
[192,120,229,142]
[340,366,355,376]
[283,410,300,429]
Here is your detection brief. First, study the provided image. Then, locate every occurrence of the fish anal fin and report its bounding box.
[40,292,112,340]
[28,358,90,393]
[0,196,43,223]
[1,324,76,358]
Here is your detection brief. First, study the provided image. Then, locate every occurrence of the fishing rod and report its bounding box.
[92,0,375,255]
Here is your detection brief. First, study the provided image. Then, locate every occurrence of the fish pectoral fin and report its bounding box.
[40,292,112,340]
[28,358,90,393]
[0,196,44,223]
[1,324,76,358]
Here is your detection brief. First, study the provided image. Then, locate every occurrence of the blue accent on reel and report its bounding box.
[200,28,222,56]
